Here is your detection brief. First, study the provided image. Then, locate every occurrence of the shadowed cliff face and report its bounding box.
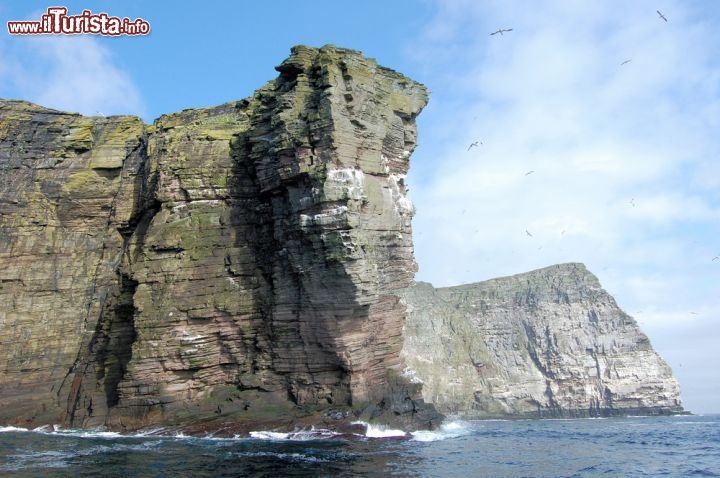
[401,263,684,418]
[0,45,441,432]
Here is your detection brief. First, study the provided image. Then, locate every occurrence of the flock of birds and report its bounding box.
[470,9,677,243]
[489,9,669,64]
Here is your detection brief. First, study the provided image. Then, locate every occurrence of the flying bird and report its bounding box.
[657,10,668,22]
[712,256,719,262]
[490,28,513,36]
[621,59,632,66]
[468,140,482,150]
[525,170,535,176]
[630,198,636,207]
[526,229,533,237]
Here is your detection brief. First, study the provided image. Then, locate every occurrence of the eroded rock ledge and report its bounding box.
[400,263,684,418]
[0,45,441,433]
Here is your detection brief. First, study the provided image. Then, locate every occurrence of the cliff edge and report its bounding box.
[401,263,684,418]
[0,45,441,433]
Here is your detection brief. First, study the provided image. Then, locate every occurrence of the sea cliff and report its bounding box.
[0,45,440,433]
[0,45,683,434]
[401,264,683,418]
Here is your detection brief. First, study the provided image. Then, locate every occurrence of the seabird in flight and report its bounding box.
[490,28,513,36]
[657,10,668,22]
[526,229,533,237]
[621,59,632,66]
[468,141,481,150]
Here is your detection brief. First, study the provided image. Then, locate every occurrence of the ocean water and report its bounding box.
[1,415,718,477]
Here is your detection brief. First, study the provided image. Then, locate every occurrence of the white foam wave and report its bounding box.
[249,427,340,441]
[249,430,291,440]
[29,424,126,439]
[0,425,30,433]
[352,421,407,438]
[134,427,168,436]
[67,430,125,439]
[2,423,169,441]
[410,420,472,442]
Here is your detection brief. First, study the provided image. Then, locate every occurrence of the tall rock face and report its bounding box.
[0,45,440,432]
[0,102,147,426]
[401,263,684,418]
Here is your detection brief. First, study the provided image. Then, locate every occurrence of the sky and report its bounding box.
[1,0,718,414]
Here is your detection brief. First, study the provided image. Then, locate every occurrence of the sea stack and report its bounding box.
[0,45,440,433]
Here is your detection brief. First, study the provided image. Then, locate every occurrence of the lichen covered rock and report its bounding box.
[0,45,441,432]
[0,100,146,424]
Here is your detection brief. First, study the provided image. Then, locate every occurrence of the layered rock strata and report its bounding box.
[0,45,440,432]
[401,263,684,418]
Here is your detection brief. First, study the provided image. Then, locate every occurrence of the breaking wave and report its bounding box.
[248,427,342,441]
[351,421,408,438]
[410,420,473,442]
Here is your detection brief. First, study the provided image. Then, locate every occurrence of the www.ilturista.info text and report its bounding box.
[7,7,150,36]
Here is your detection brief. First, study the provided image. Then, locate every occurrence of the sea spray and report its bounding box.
[351,421,407,438]
[410,420,473,442]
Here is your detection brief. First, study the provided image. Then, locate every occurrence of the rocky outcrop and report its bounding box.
[0,45,441,433]
[400,263,684,418]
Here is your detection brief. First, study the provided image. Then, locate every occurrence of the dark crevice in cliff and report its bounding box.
[522,322,557,380]
[118,132,159,244]
[227,129,276,386]
[102,273,138,408]
[66,270,138,425]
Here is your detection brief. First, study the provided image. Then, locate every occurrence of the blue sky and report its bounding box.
[2,0,718,414]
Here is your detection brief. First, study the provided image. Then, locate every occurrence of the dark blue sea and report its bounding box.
[1,415,718,477]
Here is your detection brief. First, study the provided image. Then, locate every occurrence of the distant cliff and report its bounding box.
[400,263,683,418]
[0,45,440,433]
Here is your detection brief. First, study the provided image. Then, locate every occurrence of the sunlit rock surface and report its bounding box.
[401,263,684,418]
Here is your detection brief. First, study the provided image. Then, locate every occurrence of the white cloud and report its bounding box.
[406,0,720,411]
[1,32,145,118]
